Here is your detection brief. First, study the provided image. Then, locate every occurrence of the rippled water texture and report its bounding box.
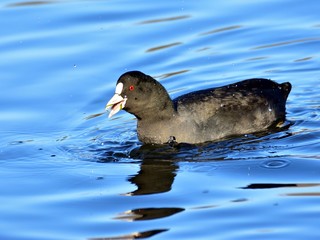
[1,0,320,239]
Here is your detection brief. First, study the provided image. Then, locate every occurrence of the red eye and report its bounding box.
[129,85,134,91]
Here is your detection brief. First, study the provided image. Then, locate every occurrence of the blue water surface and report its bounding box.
[1,0,320,239]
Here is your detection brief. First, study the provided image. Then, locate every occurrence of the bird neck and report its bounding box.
[135,97,176,121]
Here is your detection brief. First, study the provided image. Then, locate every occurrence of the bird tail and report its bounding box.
[281,82,292,100]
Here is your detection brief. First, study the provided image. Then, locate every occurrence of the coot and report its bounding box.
[106,71,291,144]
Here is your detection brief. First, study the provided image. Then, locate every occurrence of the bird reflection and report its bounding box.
[123,141,218,195]
[125,144,180,196]
[92,145,185,240]
[126,158,177,195]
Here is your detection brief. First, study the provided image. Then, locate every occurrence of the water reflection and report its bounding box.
[155,69,190,79]
[145,42,182,53]
[242,183,320,189]
[5,1,54,7]
[242,183,320,198]
[294,57,313,62]
[245,56,268,61]
[251,37,320,50]
[199,25,242,36]
[127,146,178,195]
[285,192,320,196]
[115,207,184,221]
[89,229,168,240]
[242,183,297,189]
[137,15,191,25]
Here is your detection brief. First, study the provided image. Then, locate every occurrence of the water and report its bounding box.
[1,0,320,239]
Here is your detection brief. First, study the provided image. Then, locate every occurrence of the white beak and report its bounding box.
[106,94,127,118]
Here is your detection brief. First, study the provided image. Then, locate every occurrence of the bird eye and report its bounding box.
[129,85,134,91]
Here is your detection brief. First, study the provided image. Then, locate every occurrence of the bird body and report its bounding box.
[106,71,291,144]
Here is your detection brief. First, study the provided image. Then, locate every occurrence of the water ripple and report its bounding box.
[5,1,55,8]
[199,25,243,36]
[2,0,320,239]
[146,42,182,52]
[137,15,191,25]
[260,159,291,169]
[251,37,320,50]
